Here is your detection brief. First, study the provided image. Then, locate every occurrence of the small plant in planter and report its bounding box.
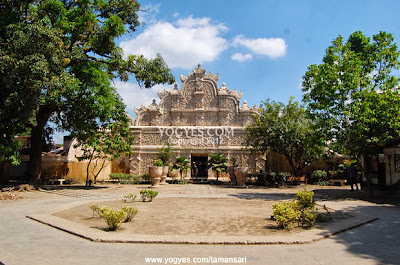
[99,207,127,231]
[121,206,139,222]
[149,159,163,187]
[153,159,163,167]
[272,200,300,230]
[140,189,159,202]
[156,143,174,166]
[156,144,174,185]
[123,193,137,203]
[90,204,101,219]
[317,205,332,222]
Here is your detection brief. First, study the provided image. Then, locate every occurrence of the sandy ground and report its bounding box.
[53,195,350,236]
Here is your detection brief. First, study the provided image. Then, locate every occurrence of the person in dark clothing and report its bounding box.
[191,162,198,179]
[347,163,359,191]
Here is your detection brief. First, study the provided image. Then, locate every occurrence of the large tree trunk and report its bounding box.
[361,155,374,198]
[28,105,54,184]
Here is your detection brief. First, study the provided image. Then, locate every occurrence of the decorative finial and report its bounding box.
[193,63,206,78]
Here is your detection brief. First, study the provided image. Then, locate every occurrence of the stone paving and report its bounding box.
[0,184,399,265]
[185,184,217,194]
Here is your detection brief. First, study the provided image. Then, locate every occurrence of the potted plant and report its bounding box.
[228,156,238,185]
[156,143,174,185]
[206,153,228,182]
[149,159,163,188]
[234,159,248,187]
[172,156,191,181]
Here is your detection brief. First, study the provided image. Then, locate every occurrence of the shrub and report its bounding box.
[272,200,300,230]
[109,173,133,180]
[140,189,159,202]
[168,179,189,184]
[90,204,101,218]
[99,207,127,231]
[299,209,317,227]
[272,190,325,230]
[121,206,139,222]
[317,205,332,222]
[140,173,150,183]
[316,180,331,186]
[295,190,315,209]
[153,159,163,167]
[123,193,137,203]
[310,170,328,184]
[108,173,149,184]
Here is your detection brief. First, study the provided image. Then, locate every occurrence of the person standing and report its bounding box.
[191,162,198,179]
[347,163,359,191]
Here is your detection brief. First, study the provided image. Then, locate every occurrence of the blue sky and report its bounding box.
[54,0,400,143]
[114,0,400,115]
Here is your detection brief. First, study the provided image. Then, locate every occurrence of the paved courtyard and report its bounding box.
[0,184,399,265]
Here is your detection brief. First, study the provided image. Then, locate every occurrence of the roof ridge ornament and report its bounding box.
[219,83,229,95]
[193,64,206,79]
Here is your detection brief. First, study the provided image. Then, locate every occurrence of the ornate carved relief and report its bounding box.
[129,65,260,175]
[230,135,244,146]
[140,134,162,145]
[140,154,156,173]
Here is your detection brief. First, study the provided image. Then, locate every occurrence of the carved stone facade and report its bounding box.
[130,65,263,178]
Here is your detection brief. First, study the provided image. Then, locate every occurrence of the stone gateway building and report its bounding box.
[129,65,263,179]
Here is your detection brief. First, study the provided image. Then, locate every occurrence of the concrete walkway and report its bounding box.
[0,184,399,265]
[185,184,217,194]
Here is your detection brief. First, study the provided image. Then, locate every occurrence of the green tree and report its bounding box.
[245,98,325,176]
[0,0,175,182]
[74,98,134,186]
[206,153,228,181]
[302,31,400,194]
[172,157,191,181]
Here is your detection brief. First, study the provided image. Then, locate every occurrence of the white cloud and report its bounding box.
[120,16,228,69]
[232,35,287,58]
[114,81,173,117]
[231,53,253,62]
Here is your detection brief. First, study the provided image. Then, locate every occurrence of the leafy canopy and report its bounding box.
[0,0,175,180]
[245,98,325,175]
[302,31,400,161]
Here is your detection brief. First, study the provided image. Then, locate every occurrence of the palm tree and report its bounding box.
[206,153,228,182]
[172,156,191,181]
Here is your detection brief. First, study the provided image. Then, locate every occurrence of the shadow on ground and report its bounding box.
[230,186,400,264]
[312,187,400,206]
[321,204,400,265]
[228,185,400,206]
[41,185,109,191]
[228,192,295,201]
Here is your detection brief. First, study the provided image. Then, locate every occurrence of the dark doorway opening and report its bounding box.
[191,155,208,182]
